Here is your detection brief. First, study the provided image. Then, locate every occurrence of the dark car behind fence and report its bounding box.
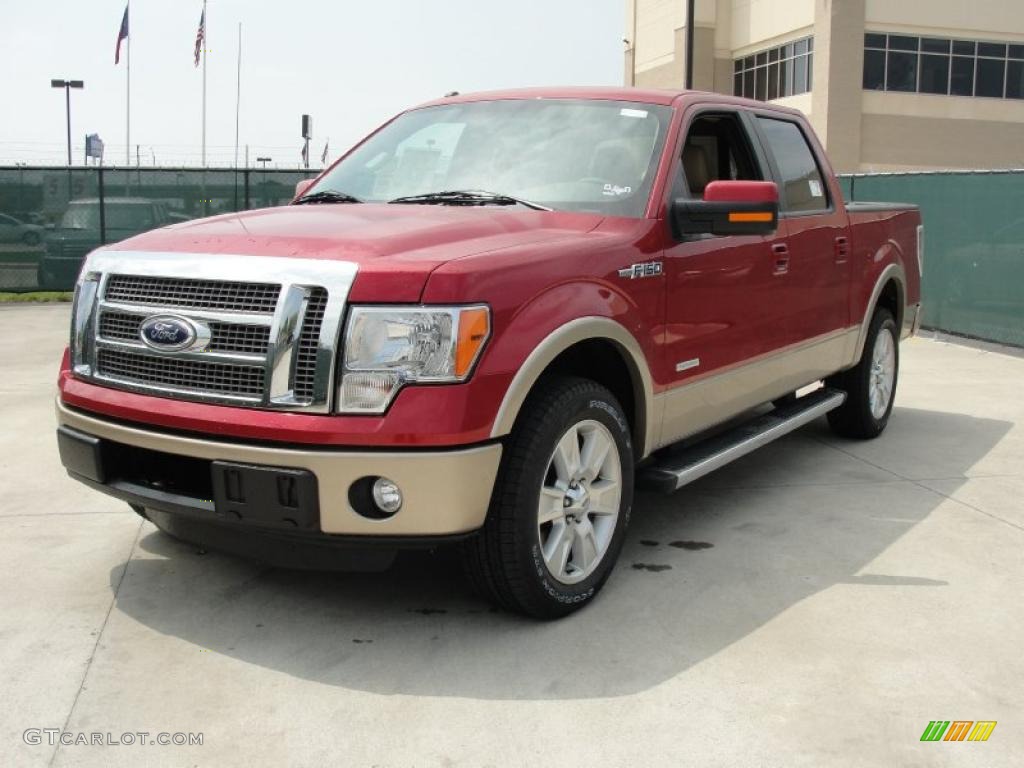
[1,165,1021,348]
[0,166,317,292]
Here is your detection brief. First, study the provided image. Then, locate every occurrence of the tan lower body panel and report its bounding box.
[56,400,501,536]
[655,328,859,449]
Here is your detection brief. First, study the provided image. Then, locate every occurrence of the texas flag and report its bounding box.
[114,5,129,64]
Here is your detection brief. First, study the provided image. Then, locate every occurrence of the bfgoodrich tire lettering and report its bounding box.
[462,376,634,619]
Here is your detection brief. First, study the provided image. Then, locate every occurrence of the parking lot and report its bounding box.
[2,302,1022,767]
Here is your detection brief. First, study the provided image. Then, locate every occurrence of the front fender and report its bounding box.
[489,314,658,457]
[468,273,660,457]
[420,221,666,455]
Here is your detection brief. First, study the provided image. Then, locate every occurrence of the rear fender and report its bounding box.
[851,258,906,364]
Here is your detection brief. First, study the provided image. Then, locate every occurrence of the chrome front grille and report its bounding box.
[99,310,272,355]
[210,323,272,355]
[97,349,265,396]
[71,251,358,412]
[105,274,280,312]
[98,311,142,341]
[294,287,328,401]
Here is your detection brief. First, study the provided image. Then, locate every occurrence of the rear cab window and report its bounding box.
[755,117,829,213]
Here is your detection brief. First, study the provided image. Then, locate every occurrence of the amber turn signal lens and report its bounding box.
[455,307,490,378]
[728,211,773,223]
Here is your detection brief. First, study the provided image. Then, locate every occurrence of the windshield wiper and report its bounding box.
[388,190,551,211]
[293,190,362,205]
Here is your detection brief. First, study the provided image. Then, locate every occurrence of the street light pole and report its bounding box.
[65,86,71,164]
[684,0,695,90]
[51,79,84,166]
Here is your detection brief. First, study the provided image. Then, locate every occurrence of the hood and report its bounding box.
[106,204,604,301]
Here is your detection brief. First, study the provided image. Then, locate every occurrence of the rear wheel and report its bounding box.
[827,308,899,439]
[462,376,634,618]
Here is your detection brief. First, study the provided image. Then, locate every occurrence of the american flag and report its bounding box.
[193,9,205,67]
[114,5,129,65]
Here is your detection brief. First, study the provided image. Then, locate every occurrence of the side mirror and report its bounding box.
[671,180,779,238]
[294,178,315,201]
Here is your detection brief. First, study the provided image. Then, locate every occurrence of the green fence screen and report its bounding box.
[1,166,1021,347]
[842,171,1024,348]
[0,166,317,292]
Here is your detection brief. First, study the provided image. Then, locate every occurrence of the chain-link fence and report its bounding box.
[0,166,317,291]
[2,166,1021,347]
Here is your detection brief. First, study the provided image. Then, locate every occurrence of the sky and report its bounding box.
[0,0,626,168]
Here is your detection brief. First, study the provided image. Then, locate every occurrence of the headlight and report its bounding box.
[338,305,490,413]
[70,267,101,376]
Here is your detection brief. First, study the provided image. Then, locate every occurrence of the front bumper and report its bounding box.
[56,399,501,538]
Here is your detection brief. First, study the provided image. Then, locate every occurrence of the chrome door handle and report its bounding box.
[835,236,850,262]
[771,243,790,275]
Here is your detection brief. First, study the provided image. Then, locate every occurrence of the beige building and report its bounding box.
[624,0,1024,172]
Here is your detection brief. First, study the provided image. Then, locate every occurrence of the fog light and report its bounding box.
[371,477,403,515]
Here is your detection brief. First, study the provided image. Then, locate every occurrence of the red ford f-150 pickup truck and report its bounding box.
[56,88,922,618]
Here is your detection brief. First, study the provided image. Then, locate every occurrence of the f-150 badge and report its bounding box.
[618,261,663,279]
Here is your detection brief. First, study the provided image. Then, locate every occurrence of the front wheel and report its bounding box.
[462,376,634,618]
[826,307,899,439]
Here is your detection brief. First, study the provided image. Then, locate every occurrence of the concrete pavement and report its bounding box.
[1,303,1021,767]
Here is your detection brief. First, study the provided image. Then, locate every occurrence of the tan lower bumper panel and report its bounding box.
[56,400,502,537]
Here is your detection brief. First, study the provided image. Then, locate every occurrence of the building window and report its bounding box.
[733,36,813,101]
[864,33,1024,99]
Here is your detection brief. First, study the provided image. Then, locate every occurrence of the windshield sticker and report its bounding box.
[603,183,633,197]
[620,108,649,119]
[809,179,823,197]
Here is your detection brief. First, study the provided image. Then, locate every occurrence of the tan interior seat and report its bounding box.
[682,143,712,195]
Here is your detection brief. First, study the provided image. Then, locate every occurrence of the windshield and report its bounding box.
[313,99,673,216]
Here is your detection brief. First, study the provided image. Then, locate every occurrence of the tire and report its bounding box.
[826,308,899,439]
[462,376,634,619]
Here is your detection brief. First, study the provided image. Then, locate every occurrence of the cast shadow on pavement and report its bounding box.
[107,407,1010,700]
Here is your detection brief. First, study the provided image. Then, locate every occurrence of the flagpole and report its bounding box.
[202,0,207,167]
[234,22,241,169]
[126,0,131,167]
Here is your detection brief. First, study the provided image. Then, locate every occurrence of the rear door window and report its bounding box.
[756,118,828,213]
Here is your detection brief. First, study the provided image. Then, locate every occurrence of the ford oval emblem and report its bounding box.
[139,315,198,351]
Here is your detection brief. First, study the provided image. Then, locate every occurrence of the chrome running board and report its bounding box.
[641,388,846,493]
